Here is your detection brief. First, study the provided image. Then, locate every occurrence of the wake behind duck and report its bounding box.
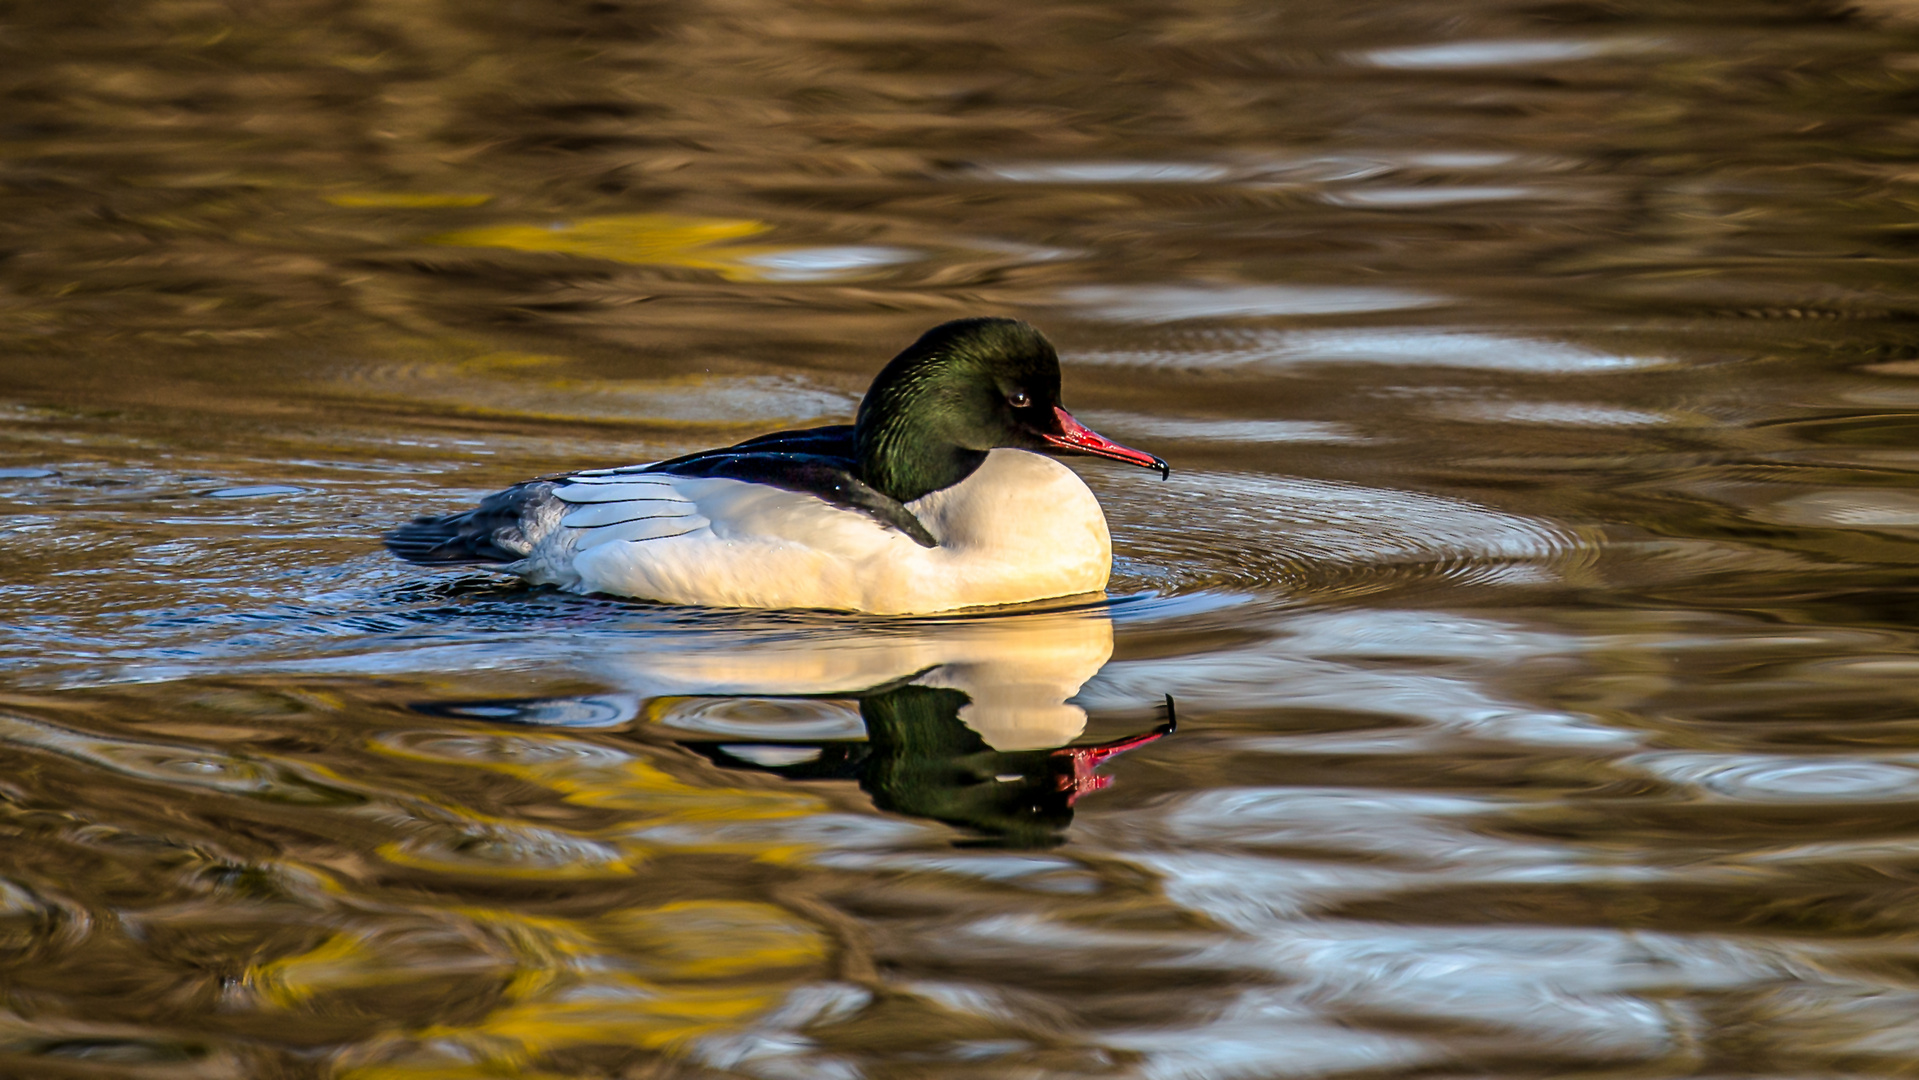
[385,318,1169,614]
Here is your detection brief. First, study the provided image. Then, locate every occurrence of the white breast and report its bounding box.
[903,449,1113,608]
[516,449,1113,614]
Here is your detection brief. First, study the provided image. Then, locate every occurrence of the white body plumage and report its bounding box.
[509,448,1113,615]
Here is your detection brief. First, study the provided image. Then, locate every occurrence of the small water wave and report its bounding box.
[1357,38,1648,70]
[1321,185,1539,208]
[1081,412,1369,445]
[1063,285,1445,323]
[1629,753,1919,803]
[1071,328,1662,373]
[0,710,359,804]
[1107,470,1590,600]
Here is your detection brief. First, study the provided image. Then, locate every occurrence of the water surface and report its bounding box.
[6,1,1919,1077]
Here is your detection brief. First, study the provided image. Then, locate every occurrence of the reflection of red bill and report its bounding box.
[1042,407,1170,479]
[1052,725,1175,807]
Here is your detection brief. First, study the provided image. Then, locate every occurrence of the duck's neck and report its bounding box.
[858,424,988,505]
[854,344,995,504]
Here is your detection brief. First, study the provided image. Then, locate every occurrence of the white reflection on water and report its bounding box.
[1063,284,1444,321]
[376,606,1176,852]
[976,161,1234,184]
[737,245,915,281]
[202,483,312,498]
[1079,329,1658,373]
[1401,151,1525,169]
[938,910,1687,1078]
[1759,489,1919,528]
[1322,185,1537,208]
[1443,401,1681,427]
[975,152,1553,200]
[1358,39,1621,69]
[1112,989,1438,1080]
[1079,412,1368,445]
[656,698,867,741]
[1158,788,1507,858]
[1628,753,1919,801]
[630,812,934,854]
[690,982,868,1080]
[585,607,1114,750]
[1060,772,1784,1078]
[352,609,1124,756]
[980,151,1547,195]
[1088,609,1635,750]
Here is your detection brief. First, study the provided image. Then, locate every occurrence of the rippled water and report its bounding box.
[7,0,1919,1076]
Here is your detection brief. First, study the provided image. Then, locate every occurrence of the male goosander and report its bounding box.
[384,317,1169,614]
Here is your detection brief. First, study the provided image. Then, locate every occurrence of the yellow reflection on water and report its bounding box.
[428,213,772,275]
[267,899,826,1078]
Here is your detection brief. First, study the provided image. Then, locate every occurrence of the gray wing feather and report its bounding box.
[556,476,710,541]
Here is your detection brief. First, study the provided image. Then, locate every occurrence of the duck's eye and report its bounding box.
[1007,391,1031,409]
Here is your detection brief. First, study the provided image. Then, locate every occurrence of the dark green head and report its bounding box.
[854,318,1169,504]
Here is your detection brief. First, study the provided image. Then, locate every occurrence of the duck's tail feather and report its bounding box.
[384,481,558,566]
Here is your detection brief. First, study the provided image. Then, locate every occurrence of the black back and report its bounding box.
[384,424,938,566]
[636,424,936,547]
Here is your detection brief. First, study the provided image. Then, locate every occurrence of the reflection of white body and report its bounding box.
[520,450,1113,615]
[588,608,1114,751]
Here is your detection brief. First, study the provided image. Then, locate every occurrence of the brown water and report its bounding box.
[6,0,1919,1076]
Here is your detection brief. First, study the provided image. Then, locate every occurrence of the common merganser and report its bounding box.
[384,318,1169,613]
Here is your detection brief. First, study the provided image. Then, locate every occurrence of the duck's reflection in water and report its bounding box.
[416,608,1173,848]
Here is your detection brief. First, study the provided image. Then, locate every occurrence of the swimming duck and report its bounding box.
[385,317,1169,613]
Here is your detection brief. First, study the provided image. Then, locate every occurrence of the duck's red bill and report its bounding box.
[1043,408,1170,479]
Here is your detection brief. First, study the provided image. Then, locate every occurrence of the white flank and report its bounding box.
[513,449,1113,614]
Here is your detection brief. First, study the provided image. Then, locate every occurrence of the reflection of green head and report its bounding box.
[857,684,1074,849]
